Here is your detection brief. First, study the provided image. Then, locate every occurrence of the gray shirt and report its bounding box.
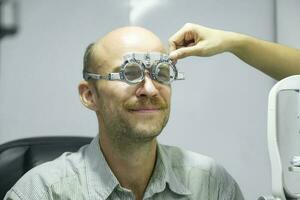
[4,135,244,200]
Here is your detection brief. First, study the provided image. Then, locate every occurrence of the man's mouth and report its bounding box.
[124,98,168,114]
[128,107,162,113]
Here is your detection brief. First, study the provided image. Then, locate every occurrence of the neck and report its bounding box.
[99,130,157,200]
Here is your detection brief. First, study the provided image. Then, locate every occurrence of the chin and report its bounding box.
[120,113,169,142]
[131,123,166,139]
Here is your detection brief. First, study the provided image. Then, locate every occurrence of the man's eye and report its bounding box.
[124,63,142,80]
[156,64,171,81]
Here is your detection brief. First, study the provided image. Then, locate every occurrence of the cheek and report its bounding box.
[161,86,172,105]
[97,82,133,111]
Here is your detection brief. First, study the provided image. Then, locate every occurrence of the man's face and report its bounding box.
[93,55,171,142]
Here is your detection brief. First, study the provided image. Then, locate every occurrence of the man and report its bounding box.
[168,23,300,80]
[4,26,244,199]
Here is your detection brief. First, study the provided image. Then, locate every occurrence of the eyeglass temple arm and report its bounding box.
[83,72,121,81]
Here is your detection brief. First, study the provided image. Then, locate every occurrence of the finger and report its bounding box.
[169,45,201,60]
[168,24,191,51]
[169,41,177,52]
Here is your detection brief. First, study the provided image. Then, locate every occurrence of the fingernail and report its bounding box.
[169,52,176,59]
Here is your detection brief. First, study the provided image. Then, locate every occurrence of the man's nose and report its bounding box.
[135,74,159,97]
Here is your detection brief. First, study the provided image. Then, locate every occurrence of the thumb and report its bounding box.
[169,45,200,60]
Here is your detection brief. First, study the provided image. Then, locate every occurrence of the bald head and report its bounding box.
[84,26,166,73]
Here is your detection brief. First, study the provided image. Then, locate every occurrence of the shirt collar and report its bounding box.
[84,135,191,199]
[144,144,191,198]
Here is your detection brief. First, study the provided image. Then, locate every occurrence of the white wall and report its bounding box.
[0,0,130,139]
[1,0,299,199]
[276,0,300,47]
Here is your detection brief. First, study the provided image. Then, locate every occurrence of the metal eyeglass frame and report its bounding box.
[82,52,185,84]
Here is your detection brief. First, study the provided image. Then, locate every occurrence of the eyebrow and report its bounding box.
[111,66,121,73]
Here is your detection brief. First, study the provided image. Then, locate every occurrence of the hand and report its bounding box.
[169,23,300,80]
[168,23,236,60]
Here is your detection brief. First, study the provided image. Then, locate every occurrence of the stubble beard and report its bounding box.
[98,95,170,146]
[102,107,170,145]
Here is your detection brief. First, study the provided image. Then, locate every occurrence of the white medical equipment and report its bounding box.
[259,75,300,200]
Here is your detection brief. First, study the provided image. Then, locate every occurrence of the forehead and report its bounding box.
[92,28,166,73]
[114,51,170,70]
[99,50,168,74]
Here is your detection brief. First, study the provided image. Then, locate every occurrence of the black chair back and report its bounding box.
[0,136,93,199]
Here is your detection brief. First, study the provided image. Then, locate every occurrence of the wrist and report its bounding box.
[224,31,249,55]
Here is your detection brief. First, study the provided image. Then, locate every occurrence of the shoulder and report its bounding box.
[158,143,221,176]
[158,144,244,199]
[5,146,88,200]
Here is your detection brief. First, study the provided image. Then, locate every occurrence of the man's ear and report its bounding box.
[78,81,98,111]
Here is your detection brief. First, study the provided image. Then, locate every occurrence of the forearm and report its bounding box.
[228,33,300,80]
